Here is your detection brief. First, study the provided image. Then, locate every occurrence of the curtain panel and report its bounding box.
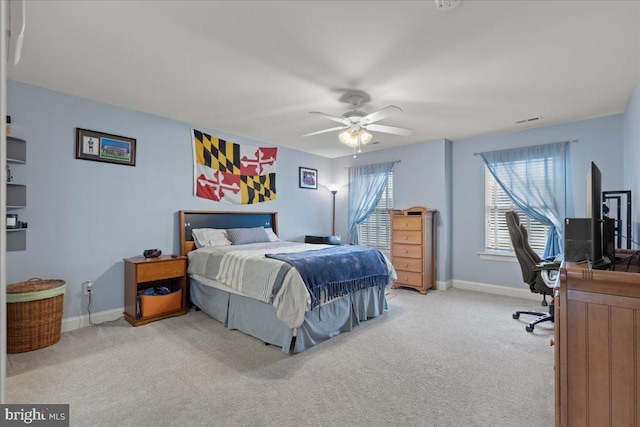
[480,142,568,259]
[347,162,395,245]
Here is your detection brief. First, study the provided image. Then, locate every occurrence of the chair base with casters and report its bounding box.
[513,299,554,332]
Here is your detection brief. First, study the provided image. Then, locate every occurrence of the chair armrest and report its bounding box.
[533,261,561,272]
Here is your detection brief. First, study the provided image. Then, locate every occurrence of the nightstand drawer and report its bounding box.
[392,216,422,231]
[392,230,422,245]
[392,244,423,259]
[137,260,185,283]
[392,257,423,273]
[396,271,423,287]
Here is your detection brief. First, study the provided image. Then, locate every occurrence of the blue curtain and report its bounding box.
[480,142,567,259]
[347,162,394,244]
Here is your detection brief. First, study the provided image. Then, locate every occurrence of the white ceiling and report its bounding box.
[7,1,640,158]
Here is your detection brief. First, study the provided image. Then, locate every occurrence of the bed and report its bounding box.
[179,210,397,353]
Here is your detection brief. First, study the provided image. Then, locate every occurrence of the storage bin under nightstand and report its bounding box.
[139,285,182,318]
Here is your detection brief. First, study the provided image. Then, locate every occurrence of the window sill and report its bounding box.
[477,251,518,262]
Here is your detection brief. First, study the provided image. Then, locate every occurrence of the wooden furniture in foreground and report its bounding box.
[390,207,437,294]
[555,257,640,426]
[124,255,188,326]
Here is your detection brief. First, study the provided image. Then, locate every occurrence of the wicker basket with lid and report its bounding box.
[7,278,66,353]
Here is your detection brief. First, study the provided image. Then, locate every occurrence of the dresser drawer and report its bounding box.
[392,216,422,231]
[393,230,422,245]
[392,257,423,273]
[137,260,185,283]
[392,244,423,259]
[395,271,423,288]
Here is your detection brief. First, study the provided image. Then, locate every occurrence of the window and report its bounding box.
[485,167,549,254]
[358,172,393,249]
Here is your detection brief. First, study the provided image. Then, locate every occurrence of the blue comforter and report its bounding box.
[266,245,389,309]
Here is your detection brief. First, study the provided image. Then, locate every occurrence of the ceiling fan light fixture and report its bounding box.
[339,130,359,147]
[359,131,372,145]
[339,129,372,148]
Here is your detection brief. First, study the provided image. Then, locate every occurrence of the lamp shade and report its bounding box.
[359,131,373,145]
[325,183,342,193]
[338,130,359,147]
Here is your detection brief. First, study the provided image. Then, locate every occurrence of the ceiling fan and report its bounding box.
[301,95,413,154]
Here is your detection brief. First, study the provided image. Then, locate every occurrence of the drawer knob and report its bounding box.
[403,278,408,281]
[404,236,408,240]
[404,223,408,227]
[550,339,555,347]
[403,264,408,267]
[404,250,408,254]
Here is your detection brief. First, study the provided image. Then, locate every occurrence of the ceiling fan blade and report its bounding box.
[309,111,348,125]
[301,126,348,137]
[361,105,403,124]
[365,123,413,136]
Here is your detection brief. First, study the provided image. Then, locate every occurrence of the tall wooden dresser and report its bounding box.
[390,206,437,294]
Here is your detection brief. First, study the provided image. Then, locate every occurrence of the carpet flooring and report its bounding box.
[6,288,554,427]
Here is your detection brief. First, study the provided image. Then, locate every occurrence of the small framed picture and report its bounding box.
[76,128,136,166]
[299,167,318,190]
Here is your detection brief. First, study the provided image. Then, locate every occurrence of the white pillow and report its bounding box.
[192,228,232,248]
[265,227,280,242]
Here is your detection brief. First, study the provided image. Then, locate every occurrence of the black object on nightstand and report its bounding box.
[305,235,341,245]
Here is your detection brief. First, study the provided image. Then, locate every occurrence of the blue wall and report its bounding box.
[623,82,640,242]
[6,81,333,319]
[7,80,632,319]
[452,115,624,289]
[330,115,624,291]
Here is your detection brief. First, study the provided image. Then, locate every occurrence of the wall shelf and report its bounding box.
[6,136,27,251]
[7,228,26,251]
[7,137,26,163]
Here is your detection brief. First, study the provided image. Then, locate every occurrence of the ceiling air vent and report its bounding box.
[515,116,542,124]
[435,0,460,11]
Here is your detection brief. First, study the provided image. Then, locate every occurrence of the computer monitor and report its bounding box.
[586,162,612,270]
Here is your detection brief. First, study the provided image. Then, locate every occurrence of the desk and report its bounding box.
[555,257,640,426]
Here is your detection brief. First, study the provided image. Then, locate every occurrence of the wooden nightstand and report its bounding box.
[123,255,188,326]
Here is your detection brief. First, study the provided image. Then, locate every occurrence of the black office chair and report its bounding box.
[505,210,560,332]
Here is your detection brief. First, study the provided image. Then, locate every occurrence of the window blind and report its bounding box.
[358,172,393,249]
[485,167,549,254]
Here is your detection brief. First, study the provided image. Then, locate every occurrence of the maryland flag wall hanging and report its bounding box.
[192,129,277,204]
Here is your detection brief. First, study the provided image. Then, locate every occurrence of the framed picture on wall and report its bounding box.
[299,167,318,190]
[75,128,136,166]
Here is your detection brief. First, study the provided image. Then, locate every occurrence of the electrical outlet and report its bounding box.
[83,280,94,295]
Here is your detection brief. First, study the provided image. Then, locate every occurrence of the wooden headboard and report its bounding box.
[178,210,278,256]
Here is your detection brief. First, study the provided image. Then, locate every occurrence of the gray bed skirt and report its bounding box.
[190,278,388,353]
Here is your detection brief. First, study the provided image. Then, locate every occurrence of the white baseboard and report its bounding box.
[61,307,124,332]
[436,280,452,291]
[452,280,542,302]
